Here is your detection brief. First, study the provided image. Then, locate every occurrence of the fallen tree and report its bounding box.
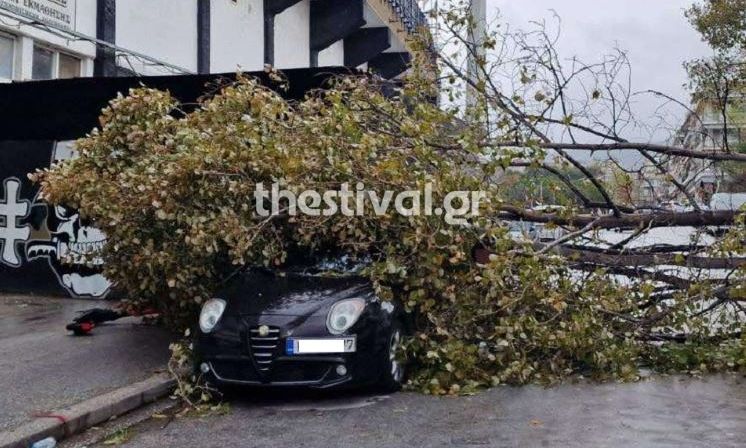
[33,1,746,395]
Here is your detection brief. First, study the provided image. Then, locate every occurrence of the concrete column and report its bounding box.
[16,36,33,80]
[81,57,95,77]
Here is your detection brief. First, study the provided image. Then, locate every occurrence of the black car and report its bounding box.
[194,258,409,391]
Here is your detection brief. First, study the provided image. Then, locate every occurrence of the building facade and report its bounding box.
[673,97,746,203]
[0,0,427,82]
[676,99,746,153]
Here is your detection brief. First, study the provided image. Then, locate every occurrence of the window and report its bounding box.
[32,46,54,80]
[0,34,14,81]
[58,53,81,79]
[32,45,82,80]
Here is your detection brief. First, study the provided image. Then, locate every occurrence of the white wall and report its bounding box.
[116,0,198,74]
[363,3,385,28]
[317,39,343,67]
[0,0,413,79]
[74,0,98,57]
[387,35,406,53]
[363,1,407,54]
[211,0,263,73]
[273,0,309,69]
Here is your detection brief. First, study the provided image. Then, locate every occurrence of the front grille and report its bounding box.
[248,326,280,373]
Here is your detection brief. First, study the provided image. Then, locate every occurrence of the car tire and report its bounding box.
[377,319,406,392]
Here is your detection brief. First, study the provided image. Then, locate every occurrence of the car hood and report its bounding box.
[220,269,373,317]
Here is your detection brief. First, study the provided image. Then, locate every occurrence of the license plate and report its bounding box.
[286,337,356,355]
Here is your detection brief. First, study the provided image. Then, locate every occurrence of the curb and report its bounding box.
[0,374,175,448]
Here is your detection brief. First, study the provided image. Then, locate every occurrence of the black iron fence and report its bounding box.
[387,0,428,33]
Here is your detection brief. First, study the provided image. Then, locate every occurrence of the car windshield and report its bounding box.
[286,253,371,276]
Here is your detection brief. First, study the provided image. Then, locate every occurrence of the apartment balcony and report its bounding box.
[386,0,428,34]
[365,0,428,44]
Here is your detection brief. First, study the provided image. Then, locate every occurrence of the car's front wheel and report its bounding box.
[378,320,406,392]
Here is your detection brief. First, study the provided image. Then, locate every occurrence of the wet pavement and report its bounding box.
[75,374,746,448]
[0,294,173,432]
[3,294,746,447]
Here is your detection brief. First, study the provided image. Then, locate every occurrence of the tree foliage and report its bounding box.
[687,0,746,52]
[501,165,606,206]
[32,5,746,394]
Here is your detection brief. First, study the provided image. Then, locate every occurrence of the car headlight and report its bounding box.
[327,298,366,334]
[199,298,227,333]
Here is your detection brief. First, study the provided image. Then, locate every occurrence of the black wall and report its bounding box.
[0,141,66,296]
[0,68,360,299]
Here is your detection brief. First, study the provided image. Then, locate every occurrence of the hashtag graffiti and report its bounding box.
[0,178,31,267]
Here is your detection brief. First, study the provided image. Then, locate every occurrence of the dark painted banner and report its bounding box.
[0,140,112,298]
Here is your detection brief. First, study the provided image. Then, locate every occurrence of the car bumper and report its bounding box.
[194,313,389,389]
[204,355,355,388]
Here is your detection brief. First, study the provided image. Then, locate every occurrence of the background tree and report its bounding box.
[686,0,746,52]
[685,0,745,191]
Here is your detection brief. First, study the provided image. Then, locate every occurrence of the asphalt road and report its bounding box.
[4,294,746,447]
[0,294,173,432]
[78,374,746,448]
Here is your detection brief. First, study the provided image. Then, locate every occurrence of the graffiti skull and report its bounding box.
[27,204,112,298]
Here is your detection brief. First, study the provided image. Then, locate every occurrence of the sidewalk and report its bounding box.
[0,294,173,433]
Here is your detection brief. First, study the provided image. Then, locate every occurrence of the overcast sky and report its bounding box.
[489,0,712,146]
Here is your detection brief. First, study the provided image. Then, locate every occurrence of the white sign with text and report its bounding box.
[0,0,77,31]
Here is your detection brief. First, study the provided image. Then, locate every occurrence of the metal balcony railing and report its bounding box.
[387,0,428,34]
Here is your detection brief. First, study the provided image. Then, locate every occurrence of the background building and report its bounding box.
[673,96,746,202]
[676,99,745,153]
[0,0,427,82]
